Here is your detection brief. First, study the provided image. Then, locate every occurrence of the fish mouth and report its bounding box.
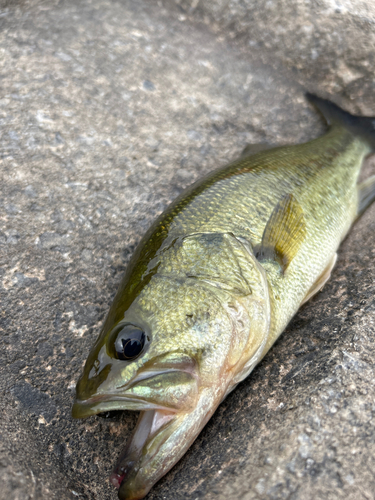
[110,408,177,498]
[113,387,220,500]
[73,392,179,499]
[72,358,201,499]
[72,377,193,500]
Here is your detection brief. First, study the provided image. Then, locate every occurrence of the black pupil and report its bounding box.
[115,325,146,361]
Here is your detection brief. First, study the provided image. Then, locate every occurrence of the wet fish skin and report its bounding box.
[72,94,375,500]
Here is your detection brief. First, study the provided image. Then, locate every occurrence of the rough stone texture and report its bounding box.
[167,0,375,99]
[0,1,374,500]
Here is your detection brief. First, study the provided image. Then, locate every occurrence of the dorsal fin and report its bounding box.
[256,194,306,273]
[240,143,274,158]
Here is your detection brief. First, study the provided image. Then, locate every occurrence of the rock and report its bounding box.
[11,381,57,423]
[167,0,375,100]
[0,1,374,500]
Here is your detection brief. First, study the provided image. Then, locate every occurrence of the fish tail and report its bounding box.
[306,92,375,153]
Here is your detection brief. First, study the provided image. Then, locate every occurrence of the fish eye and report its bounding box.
[114,324,146,361]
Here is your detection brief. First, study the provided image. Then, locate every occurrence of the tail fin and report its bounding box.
[306,92,375,153]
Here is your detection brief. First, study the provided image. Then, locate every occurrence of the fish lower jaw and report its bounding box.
[115,387,225,500]
[112,409,177,496]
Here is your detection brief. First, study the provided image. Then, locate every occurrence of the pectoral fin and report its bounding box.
[256,194,306,273]
[301,253,337,305]
[357,175,375,216]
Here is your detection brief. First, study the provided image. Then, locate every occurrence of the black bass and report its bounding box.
[72,94,375,499]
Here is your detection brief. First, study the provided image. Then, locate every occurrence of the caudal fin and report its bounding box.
[306,92,375,153]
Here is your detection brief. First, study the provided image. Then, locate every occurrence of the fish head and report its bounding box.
[72,275,231,418]
[72,232,271,499]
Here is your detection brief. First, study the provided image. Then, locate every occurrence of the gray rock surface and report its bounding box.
[0,1,374,499]
[168,0,375,98]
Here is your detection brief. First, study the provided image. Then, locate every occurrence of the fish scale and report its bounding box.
[73,94,375,500]
[132,127,366,346]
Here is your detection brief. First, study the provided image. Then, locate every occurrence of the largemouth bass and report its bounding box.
[72,94,375,499]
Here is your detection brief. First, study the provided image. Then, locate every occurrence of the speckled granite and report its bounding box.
[1,1,374,499]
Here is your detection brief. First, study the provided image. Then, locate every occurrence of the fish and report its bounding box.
[72,93,375,500]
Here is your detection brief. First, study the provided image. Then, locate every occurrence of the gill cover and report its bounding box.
[159,232,272,376]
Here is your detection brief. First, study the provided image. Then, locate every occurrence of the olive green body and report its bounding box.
[73,96,374,500]
[104,126,366,358]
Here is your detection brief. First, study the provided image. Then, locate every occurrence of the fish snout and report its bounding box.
[72,352,201,418]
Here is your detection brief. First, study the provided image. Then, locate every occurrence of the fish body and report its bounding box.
[72,94,375,499]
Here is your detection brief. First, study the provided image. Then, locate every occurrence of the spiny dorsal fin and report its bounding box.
[257,193,306,273]
[240,143,274,158]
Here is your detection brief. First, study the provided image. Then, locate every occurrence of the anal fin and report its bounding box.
[301,253,337,305]
[256,193,306,273]
[357,175,375,216]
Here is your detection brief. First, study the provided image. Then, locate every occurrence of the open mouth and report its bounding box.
[72,356,201,499]
[73,394,178,497]
[110,409,176,490]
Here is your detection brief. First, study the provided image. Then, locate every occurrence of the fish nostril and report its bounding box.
[77,363,112,401]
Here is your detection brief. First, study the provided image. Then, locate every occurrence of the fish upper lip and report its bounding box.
[73,392,178,415]
[72,365,199,419]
